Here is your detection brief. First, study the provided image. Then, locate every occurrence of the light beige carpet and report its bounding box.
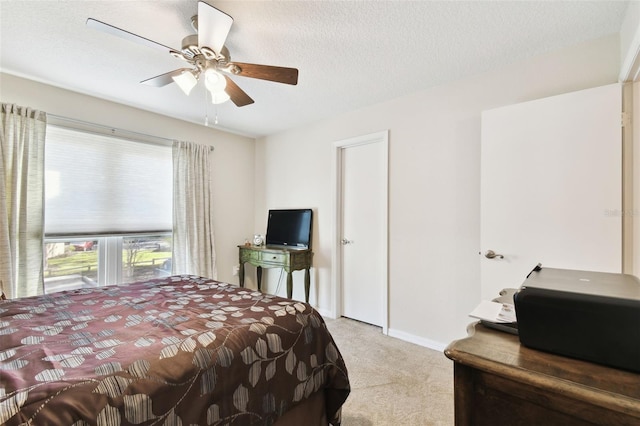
[324,317,454,426]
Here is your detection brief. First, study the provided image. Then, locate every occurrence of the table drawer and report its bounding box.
[260,252,287,263]
[239,248,260,263]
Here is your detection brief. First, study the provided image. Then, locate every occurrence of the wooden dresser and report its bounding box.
[444,322,640,425]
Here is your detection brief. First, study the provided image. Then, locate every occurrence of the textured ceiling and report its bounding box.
[0,1,630,138]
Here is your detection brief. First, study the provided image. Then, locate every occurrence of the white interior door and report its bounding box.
[338,133,388,328]
[481,83,622,300]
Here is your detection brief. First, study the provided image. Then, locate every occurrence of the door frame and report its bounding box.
[331,130,389,334]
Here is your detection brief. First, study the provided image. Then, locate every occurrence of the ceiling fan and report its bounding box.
[86,1,298,107]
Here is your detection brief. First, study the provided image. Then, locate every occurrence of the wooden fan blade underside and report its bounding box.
[197,1,233,56]
[141,69,191,87]
[86,18,177,53]
[231,62,299,85]
[224,76,254,107]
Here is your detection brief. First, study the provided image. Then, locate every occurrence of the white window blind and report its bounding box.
[45,125,172,235]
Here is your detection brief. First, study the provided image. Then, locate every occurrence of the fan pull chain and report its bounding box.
[203,85,221,126]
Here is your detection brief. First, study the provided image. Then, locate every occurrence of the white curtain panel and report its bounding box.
[0,104,46,299]
[172,141,217,279]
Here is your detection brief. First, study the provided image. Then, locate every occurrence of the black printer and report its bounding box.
[514,265,640,373]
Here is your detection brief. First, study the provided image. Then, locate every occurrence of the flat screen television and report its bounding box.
[265,209,312,249]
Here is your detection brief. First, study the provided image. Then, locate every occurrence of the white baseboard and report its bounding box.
[387,327,448,353]
[317,309,448,353]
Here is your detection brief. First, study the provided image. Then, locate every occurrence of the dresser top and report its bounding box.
[445,322,640,414]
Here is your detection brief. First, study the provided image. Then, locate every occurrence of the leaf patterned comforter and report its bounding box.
[0,275,350,425]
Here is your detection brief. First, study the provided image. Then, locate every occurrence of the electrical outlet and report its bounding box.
[232,265,240,276]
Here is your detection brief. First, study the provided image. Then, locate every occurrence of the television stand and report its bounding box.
[238,245,313,302]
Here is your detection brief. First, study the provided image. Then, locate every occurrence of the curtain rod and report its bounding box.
[47,113,214,151]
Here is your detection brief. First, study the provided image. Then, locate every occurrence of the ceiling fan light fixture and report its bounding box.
[204,68,226,93]
[211,91,230,105]
[172,70,198,95]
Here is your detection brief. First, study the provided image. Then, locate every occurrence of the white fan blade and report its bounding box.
[87,18,176,53]
[197,1,233,56]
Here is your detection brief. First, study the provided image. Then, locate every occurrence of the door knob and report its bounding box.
[341,238,354,245]
[485,250,504,259]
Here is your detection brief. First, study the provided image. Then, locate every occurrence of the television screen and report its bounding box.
[265,209,312,249]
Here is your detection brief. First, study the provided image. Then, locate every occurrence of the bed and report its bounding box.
[0,275,350,425]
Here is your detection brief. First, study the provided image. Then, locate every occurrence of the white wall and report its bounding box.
[635,81,640,277]
[0,72,255,284]
[255,34,621,348]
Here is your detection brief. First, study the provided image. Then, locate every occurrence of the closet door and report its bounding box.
[480,84,622,300]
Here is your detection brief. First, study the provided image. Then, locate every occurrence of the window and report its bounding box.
[44,234,172,293]
[44,124,173,293]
